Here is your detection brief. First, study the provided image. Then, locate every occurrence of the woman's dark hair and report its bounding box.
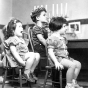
[31,7,47,23]
[6,18,21,39]
[49,17,67,31]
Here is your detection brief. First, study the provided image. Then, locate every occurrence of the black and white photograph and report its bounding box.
[0,0,88,88]
[68,22,81,33]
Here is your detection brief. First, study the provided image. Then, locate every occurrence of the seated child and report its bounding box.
[30,7,48,57]
[3,18,40,82]
[0,26,9,83]
[46,17,83,88]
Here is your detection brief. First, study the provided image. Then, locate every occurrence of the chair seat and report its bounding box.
[45,65,54,69]
[43,65,67,88]
[2,53,31,88]
[2,66,31,88]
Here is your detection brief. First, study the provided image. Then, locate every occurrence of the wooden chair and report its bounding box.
[23,27,40,80]
[27,27,66,88]
[2,44,31,88]
[43,46,66,88]
[44,67,62,88]
[27,27,47,73]
[28,28,66,88]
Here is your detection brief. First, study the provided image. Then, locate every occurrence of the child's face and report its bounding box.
[36,11,48,23]
[14,22,23,37]
[60,24,68,34]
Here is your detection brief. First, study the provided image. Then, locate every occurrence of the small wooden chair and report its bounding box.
[43,47,66,88]
[27,27,66,88]
[43,65,63,88]
[2,45,31,88]
[28,27,47,73]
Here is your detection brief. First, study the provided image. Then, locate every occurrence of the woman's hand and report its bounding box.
[55,61,64,70]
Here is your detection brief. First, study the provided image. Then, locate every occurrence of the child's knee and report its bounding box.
[70,63,76,69]
[25,52,35,60]
[76,61,81,69]
[35,53,40,60]
[30,52,35,58]
[73,60,81,69]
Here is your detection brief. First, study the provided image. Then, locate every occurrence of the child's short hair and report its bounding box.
[31,7,47,23]
[49,17,67,31]
[6,18,21,39]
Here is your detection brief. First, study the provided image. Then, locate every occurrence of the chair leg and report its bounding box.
[43,70,49,88]
[2,69,7,88]
[11,69,15,86]
[19,69,22,88]
[52,84,55,88]
[59,70,62,88]
[27,81,32,88]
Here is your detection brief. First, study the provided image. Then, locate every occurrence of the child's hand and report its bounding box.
[55,62,64,70]
[21,61,26,66]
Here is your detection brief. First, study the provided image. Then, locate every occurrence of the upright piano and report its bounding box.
[67,39,88,81]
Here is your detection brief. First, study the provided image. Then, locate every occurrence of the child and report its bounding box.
[46,17,82,88]
[30,7,48,57]
[3,18,40,82]
[0,26,9,83]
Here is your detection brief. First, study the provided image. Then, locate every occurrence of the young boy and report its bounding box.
[46,17,83,88]
[30,7,48,57]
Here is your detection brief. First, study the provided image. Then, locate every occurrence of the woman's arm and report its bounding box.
[10,45,25,66]
[37,34,46,46]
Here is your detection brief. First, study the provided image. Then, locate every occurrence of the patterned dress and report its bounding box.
[4,36,29,66]
[46,34,70,66]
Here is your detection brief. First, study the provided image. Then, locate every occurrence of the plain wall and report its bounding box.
[12,0,88,24]
[0,0,12,25]
[0,0,88,39]
[12,0,88,39]
[1,0,88,24]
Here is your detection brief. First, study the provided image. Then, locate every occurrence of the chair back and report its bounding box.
[27,27,53,66]
[23,27,34,52]
[2,42,17,68]
[28,27,34,52]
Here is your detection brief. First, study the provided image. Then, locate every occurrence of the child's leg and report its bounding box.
[24,52,35,75]
[24,52,38,82]
[30,53,40,73]
[72,60,83,88]
[72,60,81,80]
[60,59,76,86]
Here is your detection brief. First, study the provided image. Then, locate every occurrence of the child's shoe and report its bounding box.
[73,83,83,88]
[72,80,83,88]
[23,73,35,82]
[30,73,38,81]
[65,84,75,88]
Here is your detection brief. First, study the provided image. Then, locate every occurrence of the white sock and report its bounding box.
[72,79,76,84]
[67,83,72,86]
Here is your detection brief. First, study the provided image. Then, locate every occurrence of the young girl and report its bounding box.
[30,7,48,57]
[46,17,82,88]
[0,26,6,83]
[4,18,40,82]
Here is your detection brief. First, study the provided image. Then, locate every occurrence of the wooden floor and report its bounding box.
[0,76,88,88]
[0,68,88,88]
[0,76,50,88]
